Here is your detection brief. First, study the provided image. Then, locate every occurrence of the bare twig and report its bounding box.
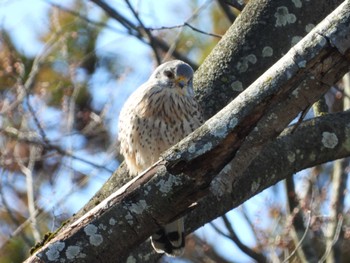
[89,0,197,68]
[282,211,312,263]
[184,22,223,38]
[26,97,49,145]
[319,215,344,263]
[0,127,114,173]
[148,23,222,39]
[0,171,33,247]
[124,0,161,64]
[43,1,124,34]
[0,32,61,114]
[17,139,42,242]
[321,75,350,263]
[285,178,308,263]
[210,215,267,263]
[161,0,217,62]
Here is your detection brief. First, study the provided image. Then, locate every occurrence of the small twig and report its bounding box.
[0,31,62,115]
[43,1,124,34]
[1,127,114,173]
[89,0,197,68]
[26,97,49,145]
[16,131,42,242]
[184,22,223,38]
[148,23,222,39]
[318,215,344,263]
[0,171,33,247]
[210,215,267,263]
[282,211,312,263]
[125,0,161,64]
[161,0,217,62]
[290,104,312,134]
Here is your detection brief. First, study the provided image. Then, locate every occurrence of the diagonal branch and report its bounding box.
[25,2,350,261]
[89,0,197,68]
[217,0,237,23]
[124,0,161,64]
[211,215,267,262]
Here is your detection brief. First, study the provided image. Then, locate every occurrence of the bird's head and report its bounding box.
[151,60,194,97]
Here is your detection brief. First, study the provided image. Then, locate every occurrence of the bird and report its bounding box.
[118,60,203,256]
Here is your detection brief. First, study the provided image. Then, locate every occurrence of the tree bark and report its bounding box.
[25,2,350,262]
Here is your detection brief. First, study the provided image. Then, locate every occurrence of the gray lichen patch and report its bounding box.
[84,224,103,247]
[156,174,182,194]
[231,81,244,91]
[125,212,134,225]
[275,7,297,27]
[262,46,273,57]
[45,241,65,261]
[236,54,257,73]
[322,132,338,149]
[127,255,137,263]
[305,24,315,33]
[109,218,116,226]
[292,0,302,8]
[66,245,86,260]
[287,152,296,163]
[128,200,149,214]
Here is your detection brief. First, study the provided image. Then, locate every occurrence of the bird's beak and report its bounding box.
[176,76,187,88]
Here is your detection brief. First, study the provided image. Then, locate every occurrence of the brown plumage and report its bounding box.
[118,60,203,256]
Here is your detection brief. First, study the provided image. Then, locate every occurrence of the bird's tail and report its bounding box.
[151,218,185,257]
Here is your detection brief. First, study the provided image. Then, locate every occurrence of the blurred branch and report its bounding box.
[148,23,223,39]
[124,0,161,64]
[0,32,60,115]
[19,144,41,242]
[240,205,262,246]
[323,73,350,263]
[88,0,197,68]
[282,211,312,263]
[285,177,318,263]
[0,127,113,173]
[217,0,237,23]
[183,234,233,263]
[321,215,344,263]
[26,97,49,145]
[0,172,33,248]
[211,215,267,262]
[223,0,245,11]
[44,1,124,34]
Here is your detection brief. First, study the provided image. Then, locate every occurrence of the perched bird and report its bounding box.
[118,60,203,256]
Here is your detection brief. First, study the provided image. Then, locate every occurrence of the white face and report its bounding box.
[152,60,194,97]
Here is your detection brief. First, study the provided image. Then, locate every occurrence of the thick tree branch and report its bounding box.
[121,109,350,262]
[71,0,345,229]
[194,0,344,119]
[25,2,350,261]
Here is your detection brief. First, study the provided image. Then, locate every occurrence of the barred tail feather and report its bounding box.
[151,218,185,257]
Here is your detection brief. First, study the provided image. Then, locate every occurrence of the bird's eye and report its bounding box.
[164,70,174,79]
